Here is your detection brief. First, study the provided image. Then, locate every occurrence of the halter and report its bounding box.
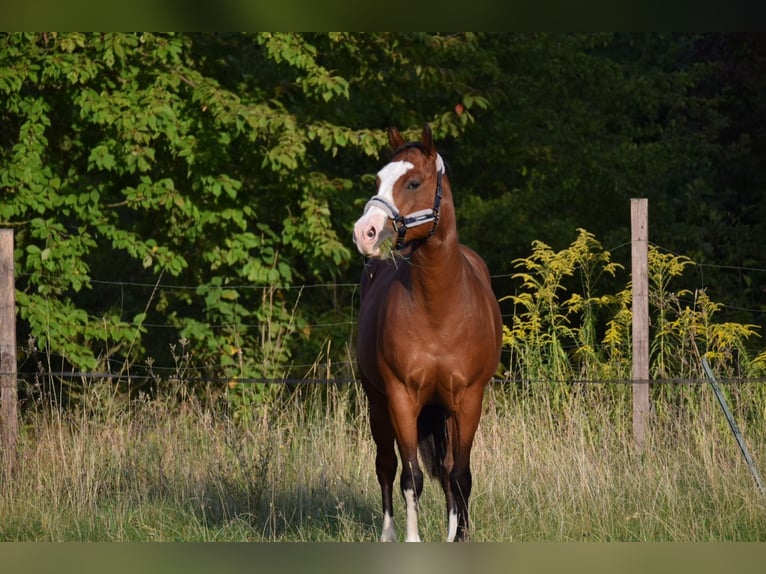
[363,168,443,251]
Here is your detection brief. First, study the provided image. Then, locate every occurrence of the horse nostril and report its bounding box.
[366,226,377,240]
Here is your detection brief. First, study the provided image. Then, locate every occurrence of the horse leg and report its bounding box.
[447,390,483,542]
[389,397,424,542]
[367,391,398,542]
[441,415,459,541]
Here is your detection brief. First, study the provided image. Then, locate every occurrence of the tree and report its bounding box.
[0,32,484,396]
[3,33,764,399]
[450,33,765,338]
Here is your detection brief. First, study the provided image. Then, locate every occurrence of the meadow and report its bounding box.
[2,375,765,542]
[3,234,766,542]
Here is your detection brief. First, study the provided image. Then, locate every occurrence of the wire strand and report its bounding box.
[9,371,766,386]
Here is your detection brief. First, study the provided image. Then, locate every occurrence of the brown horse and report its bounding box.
[353,124,503,542]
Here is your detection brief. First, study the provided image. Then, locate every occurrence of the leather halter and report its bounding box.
[363,168,443,251]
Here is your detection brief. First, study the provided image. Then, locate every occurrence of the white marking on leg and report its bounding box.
[380,511,396,542]
[403,488,421,542]
[446,508,458,542]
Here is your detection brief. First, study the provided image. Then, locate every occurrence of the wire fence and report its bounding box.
[9,370,766,387]
[9,241,766,388]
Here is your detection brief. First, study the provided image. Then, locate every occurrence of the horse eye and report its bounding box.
[406,180,421,190]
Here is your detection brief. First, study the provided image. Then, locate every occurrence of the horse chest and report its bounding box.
[371,273,491,361]
[377,311,487,394]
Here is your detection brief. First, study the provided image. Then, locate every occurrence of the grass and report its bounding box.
[6,227,765,542]
[2,378,766,542]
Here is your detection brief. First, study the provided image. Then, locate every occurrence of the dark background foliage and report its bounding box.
[2,33,764,388]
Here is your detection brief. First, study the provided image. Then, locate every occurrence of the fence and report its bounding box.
[1,229,17,477]
[3,199,766,475]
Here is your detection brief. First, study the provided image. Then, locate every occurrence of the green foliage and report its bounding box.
[455,34,766,338]
[503,229,765,417]
[1,32,481,404]
[502,229,624,409]
[647,248,764,380]
[2,33,765,411]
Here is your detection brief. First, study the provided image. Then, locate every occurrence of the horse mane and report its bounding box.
[389,141,431,160]
[389,141,451,176]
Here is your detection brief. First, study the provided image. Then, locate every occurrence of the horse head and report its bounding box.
[353,123,446,257]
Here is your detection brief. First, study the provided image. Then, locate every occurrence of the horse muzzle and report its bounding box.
[353,208,392,257]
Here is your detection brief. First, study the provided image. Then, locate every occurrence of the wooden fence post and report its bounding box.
[631,199,650,451]
[1,229,18,477]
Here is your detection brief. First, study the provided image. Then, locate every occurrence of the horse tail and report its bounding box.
[417,403,447,478]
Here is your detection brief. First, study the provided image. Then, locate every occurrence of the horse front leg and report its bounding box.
[376,443,397,542]
[399,451,424,542]
[440,415,459,541]
[367,394,398,542]
[449,461,473,541]
[447,390,483,542]
[389,398,424,542]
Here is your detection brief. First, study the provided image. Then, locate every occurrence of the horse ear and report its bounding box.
[421,123,435,156]
[388,127,406,150]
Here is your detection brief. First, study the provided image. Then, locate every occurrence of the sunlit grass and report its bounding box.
[2,378,765,541]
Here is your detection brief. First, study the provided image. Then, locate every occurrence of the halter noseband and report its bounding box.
[363,168,443,251]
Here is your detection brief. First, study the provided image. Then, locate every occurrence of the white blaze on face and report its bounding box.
[352,160,413,256]
[375,160,413,212]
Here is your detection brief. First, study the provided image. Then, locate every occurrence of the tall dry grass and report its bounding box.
[2,377,765,541]
[473,383,766,541]
[3,229,765,541]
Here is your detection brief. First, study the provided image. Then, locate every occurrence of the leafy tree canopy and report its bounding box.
[1,33,763,391]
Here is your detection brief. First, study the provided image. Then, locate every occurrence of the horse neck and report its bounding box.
[406,186,464,301]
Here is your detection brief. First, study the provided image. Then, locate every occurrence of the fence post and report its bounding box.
[631,199,650,451]
[1,229,18,477]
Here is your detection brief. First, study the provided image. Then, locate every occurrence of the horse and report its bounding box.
[353,123,503,542]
